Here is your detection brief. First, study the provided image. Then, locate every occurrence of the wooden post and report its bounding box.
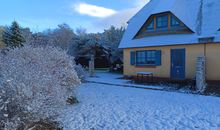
[89,55,95,77]
[196,56,206,93]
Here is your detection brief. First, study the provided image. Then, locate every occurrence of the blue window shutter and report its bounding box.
[156,50,162,66]
[130,51,136,65]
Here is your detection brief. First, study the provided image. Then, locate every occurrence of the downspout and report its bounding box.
[204,43,207,81]
[197,0,206,74]
[200,0,207,81]
[196,0,207,90]
[197,0,206,72]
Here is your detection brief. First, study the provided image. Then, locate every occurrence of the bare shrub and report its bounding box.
[0,45,80,129]
[17,120,62,130]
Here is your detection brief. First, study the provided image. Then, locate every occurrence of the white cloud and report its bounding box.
[74,3,116,18]
[94,8,139,30]
[72,0,150,32]
[93,0,150,31]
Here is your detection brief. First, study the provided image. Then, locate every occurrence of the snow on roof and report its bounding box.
[119,0,220,49]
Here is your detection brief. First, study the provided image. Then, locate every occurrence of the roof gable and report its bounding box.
[128,0,199,32]
[119,0,220,49]
[134,11,193,39]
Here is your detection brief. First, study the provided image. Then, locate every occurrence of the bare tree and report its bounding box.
[47,23,76,50]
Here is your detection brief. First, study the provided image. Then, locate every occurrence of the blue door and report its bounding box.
[171,49,186,80]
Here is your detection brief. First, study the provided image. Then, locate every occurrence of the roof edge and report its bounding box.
[119,42,220,49]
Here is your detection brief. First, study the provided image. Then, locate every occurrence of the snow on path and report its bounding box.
[60,83,220,130]
[87,72,164,90]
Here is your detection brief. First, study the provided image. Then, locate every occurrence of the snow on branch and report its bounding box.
[0,45,80,129]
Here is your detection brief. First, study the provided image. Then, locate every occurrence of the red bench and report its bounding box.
[136,72,154,83]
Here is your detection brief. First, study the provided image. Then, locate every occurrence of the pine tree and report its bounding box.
[3,21,25,49]
[0,27,5,48]
[2,27,10,47]
[101,26,125,63]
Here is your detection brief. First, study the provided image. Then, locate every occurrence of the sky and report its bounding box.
[0,0,149,33]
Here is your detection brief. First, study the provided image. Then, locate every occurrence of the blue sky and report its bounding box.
[0,0,149,33]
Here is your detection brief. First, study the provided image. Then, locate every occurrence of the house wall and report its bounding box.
[206,44,220,80]
[123,43,220,81]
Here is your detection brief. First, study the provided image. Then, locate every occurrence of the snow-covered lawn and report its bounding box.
[87,72,165,90]
[59,83,220,130]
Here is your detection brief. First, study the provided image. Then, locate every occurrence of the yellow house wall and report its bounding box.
[206,44,220,80]
[123,43,220,81]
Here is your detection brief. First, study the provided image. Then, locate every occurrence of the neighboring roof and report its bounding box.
[119,0,220,49]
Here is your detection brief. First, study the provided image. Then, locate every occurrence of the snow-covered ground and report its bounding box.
[59,82,220,130]
[87,72,165,90]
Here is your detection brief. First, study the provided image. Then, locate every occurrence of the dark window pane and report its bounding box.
[136,51,146,64]
[171,15,180,27]
[146,51,156,64]
[146,20,154,31]
[156,15,168,28]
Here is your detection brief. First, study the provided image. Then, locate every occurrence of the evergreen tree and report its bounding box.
[0,27,5,48]
[3,21,25,49]
[101,26,125,63]
[2,27,10,47]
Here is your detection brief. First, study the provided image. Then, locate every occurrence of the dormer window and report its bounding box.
[146,20,154,31]
[156,15,168,29]
[171,15,180,27]
[135,12,193,39]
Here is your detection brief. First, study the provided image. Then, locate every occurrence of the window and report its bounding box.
[171,15,180,27]
[146,51,156,64]
[136,51,146,65]
[130,50,161,66]
[156,15,168,29]
[146,20,154,31]
[136,50,156,65]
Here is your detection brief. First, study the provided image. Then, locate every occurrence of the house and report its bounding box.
[119,0,220,83]
[75,43,111,68]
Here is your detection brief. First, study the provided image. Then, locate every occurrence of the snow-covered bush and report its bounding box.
[0,45,80,129]
[74,64,87,82]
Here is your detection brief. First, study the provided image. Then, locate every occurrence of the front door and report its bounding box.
[171,49,186,80]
